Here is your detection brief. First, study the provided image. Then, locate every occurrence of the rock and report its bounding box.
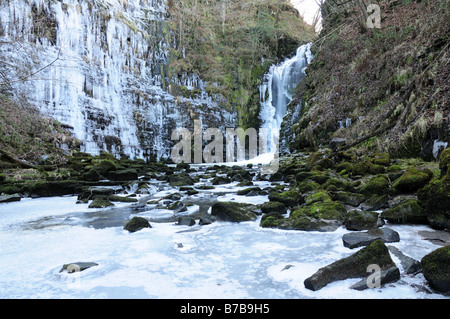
[78,187,116,201]
[342,228,400,249]
[124,216,151,232]
[349,266,400,290]
[168,173,195,186]
[388,246,422,274]
[212,176,232,185]
[268,188,303,207]
[421,246,450,293]
[177,217,196,226]
[199,217,213,225]
[380,199,427,224]
[88,198,115,208]
[108,169,138,181]
[329,191,365,207]
[60,262,98,273]
[282,199,347,232]
[108,195,138,203]
[418,176,450,230]
[260,201,287,215]
[304,240,396,291]
[329,137,347,150]
[0,193,22,203]
[343,210,381,231]
[260,213,284,228]
[359,174,390,196]
[237,187,261,195]
[392,167,433,193]
[360,194,389,211]
[438,147,450,177]
[211,202,257,222]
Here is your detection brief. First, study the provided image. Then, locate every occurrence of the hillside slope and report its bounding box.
[285,0,449,159]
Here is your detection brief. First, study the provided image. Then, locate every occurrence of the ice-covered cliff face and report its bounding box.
[0,0,235,160]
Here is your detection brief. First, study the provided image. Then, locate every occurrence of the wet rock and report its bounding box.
[212,176,232,185]
[78,187,116,201]
[0,193,22,203]
[268,188,303,207]
[199,217,214,225]
[108,169,138,181]
[388,246,422,274]
[304,240,396,291]
[124,216,151,232]
[329,191,365,207]
[177,217,196,226]
[211,202,257,222]
[421,246,450,293]
[88,198,115,208]
[342,227,400,249]
[343,210,382,231]
[418,176,450,230]
[349,266,400,290]
[393,167,433,193]
[380,199,427,224]
[60,262,98,273]
[168,173,195,186]
[360,194,389,211]
[261,201,287,215]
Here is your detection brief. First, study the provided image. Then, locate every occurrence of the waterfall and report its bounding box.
[259,43,313,152]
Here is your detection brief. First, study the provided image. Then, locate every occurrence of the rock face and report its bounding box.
[304,240,396,291]
[124,217,151,232]
[211,202,257,222]
[342,228,400,249]
[421,246,450,293]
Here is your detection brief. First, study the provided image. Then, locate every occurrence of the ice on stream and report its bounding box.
[0,192,446,299]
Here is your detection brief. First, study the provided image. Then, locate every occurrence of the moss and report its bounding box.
[261,201,287,214]
[439,148,450,177]
[418,176,450,230]
[371,153,390,166]
[88,198,115,208]
[304,190,332,205]
[108,195,138,203]
[268,188,303,207]
[260,214,284,228]
[393,167,433,193]
[344,209,379,231]
[421,246,450,293]
[321,177,354,192]
[380,199,427,224]
[211,202,257,222]
[360,174,390,196]
[124,216,151,233]
[290,200,346,221]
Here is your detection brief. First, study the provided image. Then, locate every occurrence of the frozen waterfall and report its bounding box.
[259,43,313,152]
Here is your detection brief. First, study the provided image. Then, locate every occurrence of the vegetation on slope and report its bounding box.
[167,0,316,128]
[287,0,449,159]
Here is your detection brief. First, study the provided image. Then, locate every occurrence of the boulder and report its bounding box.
[108,169,138,181]
[343,210,382,231]
[342,228,400,249]
[177,217,196,226]
[359,174,390,196]
[268,188,303,207]
[124,216,151,232]
[360,194,389,211]
[418,176,450,230]
[260,201,287,215]
[168,173,195,186]
[212,176,232,185]
[392,167,433,193]
[388,246,422,274]
[0,193,22,203]
[421,246,450,293]
[88,198,115,208]
[211,202,257,222]
[60,262,98,273]
[380,199,427,224]
[349,266,400,290]
[438,147,450,177]
[329,191,365,207]
[304,240,396,291]
[78,187,116,201]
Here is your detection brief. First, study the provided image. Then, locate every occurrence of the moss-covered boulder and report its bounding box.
[261,201,287,215]
[371,153,391,166]
[168,172,195,186]
[211,202,258,222]
[359,174,390,196]
[260,213,285,228]
[329,191,365,207]
[282,198,347,232]
[418,176,450,230]
[360,194,389,211]
[343,209,381,231]
[439,148,450,177]
[304,240,396,291]
[124,216,151,232]
[108,169,138,181]
[421,246,450,293]
[380,199,427,224]
[88,198,115,208]
[268,188,303,207]
[392,167,433,193]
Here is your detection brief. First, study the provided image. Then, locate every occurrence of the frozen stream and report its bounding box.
[0,164,447,299]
